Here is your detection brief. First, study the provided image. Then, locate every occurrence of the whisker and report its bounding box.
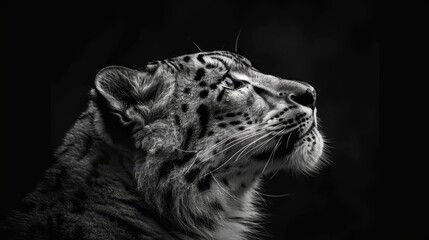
[183,150,205,174]
[192,41,203,52]
[211,174,243,203]
[269,138,283,162]
[262,138,282,174]
[258,193,289,198]
[235,27,243,53]
[255,191,268,208]
[172,147,198,153]
[268,167,281,180]
[285,131,292,149]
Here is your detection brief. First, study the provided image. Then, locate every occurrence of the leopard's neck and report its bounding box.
[134,150,263,240]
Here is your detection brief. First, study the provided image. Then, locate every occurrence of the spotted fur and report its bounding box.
[1,51,326,240]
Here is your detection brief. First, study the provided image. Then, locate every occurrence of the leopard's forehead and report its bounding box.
[174,51,253,68]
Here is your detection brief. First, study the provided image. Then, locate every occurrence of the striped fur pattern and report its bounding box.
[1,51,325,239]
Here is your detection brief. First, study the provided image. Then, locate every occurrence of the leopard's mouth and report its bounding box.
[252,123,316,160]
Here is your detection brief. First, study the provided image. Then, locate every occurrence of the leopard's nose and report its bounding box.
[289,87,316,110]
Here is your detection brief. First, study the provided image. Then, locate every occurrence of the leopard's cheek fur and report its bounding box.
[186,103,267,171]
[134,118,183,155]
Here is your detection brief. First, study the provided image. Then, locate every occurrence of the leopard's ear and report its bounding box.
[94,65,170,125]
[92,65,172,146]
[95,66,141,112]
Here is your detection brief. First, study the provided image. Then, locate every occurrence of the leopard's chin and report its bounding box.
[252,127,324,174]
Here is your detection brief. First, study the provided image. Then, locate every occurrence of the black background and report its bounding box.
[1,1,378,239]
